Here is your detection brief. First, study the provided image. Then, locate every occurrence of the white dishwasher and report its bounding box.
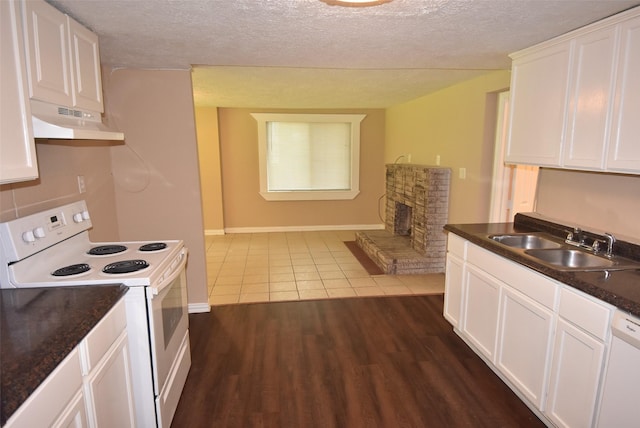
[596,310,640,427]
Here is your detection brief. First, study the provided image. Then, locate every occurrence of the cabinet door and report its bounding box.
[22,0,73,106]
[607,15,640,173]
[0,0,38,184]
[496,287,554,410]
[67,16,103,112]
[84,331,136,428]
[506,42,572,166]
[461,265,500,362]
[444,253,464,327]
[546,318,605,428]
[52,390,88,428]
[564,27,617,170]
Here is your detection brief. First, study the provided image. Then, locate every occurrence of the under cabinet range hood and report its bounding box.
[30,99,124,141]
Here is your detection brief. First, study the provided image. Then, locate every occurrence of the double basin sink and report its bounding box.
[488,233,640,272]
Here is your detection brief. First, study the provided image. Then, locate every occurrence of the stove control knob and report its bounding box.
[33,227,46,239]
[81,210,90,220]
[22,230,36,243]
[73,213,84,223]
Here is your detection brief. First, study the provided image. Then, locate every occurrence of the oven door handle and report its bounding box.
[148,248,188,296]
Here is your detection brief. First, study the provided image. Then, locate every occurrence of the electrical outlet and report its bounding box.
[407,153,412,163]
[459,168,466,179]
[77,175,86,193]
[436,155,441,165]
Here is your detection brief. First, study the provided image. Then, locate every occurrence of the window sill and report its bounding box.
[259,189,360,201]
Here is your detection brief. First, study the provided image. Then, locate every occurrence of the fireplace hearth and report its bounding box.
[356,164,450,274]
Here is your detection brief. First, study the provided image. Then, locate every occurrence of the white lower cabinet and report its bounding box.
[443,252,464,327]
[83,331,136,427]
[4,348,84,428]
[497,287,554,410]
[461,265,500,362]
[53,390,89,428]
[545,287,611,428]
[545,319,605,428]
[80,297,136,427]
[4,298,135,428]
[444,234,614,428]
[444,233,467,328]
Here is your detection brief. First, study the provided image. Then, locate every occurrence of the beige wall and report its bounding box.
[195,107,224,233]
[0,140,119,240]
[217,108,386,230]
[535,168,640,244]
[102,68,209,309]
[385,71,511,224]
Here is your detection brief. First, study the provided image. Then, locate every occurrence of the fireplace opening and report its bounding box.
[394,202,412,236]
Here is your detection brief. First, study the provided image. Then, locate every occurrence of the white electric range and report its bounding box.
[0,200,191,428]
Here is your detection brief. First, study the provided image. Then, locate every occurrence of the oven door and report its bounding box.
[147,249,189,397]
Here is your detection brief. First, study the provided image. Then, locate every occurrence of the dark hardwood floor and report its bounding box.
[172,295,546,428]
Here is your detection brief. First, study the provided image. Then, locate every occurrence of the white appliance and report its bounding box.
[596,310,640,427]
[0,200,190,428]
[30,99,124,141]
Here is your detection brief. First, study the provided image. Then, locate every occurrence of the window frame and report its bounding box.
[251,113,365,201]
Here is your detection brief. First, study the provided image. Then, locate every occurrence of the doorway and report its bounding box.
[489,91,539,223]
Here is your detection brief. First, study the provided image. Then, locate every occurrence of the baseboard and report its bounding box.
[188,302,211,313]
[204,229,225,236]
[223,224,385,234]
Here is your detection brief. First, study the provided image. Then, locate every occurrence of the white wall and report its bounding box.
[535,168,640,244]
[102,68,209,311]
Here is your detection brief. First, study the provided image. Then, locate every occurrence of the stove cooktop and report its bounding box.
[8,233,184,288]
[0,200,185,290]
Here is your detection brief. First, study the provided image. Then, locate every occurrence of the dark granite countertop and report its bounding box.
[444,213,640,318]
[1,284,128,426]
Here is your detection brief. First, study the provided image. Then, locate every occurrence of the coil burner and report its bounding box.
[103,260,149,274]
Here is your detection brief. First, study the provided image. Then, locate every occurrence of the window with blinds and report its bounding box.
[252,113,365,201]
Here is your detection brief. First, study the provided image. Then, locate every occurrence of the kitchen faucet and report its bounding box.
[566,228,616,258]
[604,233,616,258]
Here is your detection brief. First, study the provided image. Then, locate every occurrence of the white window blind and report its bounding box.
[252,113,365,201]
[267,122,351,191]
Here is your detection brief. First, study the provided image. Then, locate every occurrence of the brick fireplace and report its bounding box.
[356,164,451,274]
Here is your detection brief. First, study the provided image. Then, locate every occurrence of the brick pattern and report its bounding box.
[357,164,451,274]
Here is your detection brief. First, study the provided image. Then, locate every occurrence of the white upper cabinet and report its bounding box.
[0,0,38,184]
[22,0,72,106]
[21,0,104,112]
[563,27,618,170]
[607,16,640,172]
[506,7,640,175]
[67,16,103,112]
[506,41,572,167]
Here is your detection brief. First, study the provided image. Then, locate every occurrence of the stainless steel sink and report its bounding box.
[524,248,640,271]
[525,249,614,269]
[489,233,562,250]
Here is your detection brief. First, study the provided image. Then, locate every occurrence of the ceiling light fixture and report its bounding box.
[320,0,393,7]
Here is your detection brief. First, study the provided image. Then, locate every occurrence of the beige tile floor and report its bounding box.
[205,230,445,306]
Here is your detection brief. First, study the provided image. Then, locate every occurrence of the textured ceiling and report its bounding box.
[48,0,640,108]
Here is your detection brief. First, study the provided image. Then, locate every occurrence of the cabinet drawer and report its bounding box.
[467,243,558,309]
[81,298,127,374]
[447,233,467,259]
[559,287,613,340]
